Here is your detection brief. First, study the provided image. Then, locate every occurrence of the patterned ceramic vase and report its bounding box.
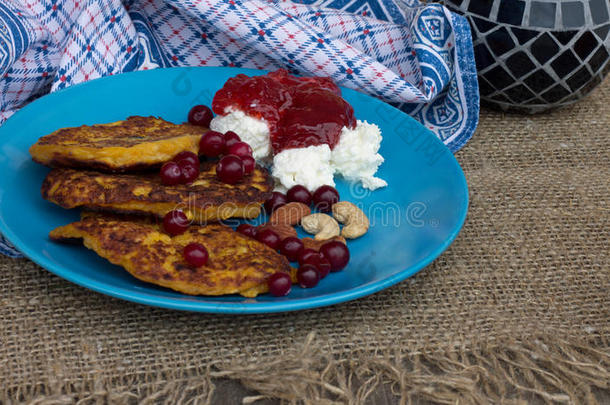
[444,0,610,112]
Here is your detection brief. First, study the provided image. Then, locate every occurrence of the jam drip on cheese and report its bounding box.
[212,69,356,153]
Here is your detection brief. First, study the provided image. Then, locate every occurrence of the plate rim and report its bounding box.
[0,66,469,314]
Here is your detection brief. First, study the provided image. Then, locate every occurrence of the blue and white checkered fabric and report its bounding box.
[0,0,478,258]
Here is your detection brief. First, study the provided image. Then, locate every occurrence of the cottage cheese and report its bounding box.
[331,121,387,190]
[210,107,272,160]
[272,144,335,193]
[211,110,386,192]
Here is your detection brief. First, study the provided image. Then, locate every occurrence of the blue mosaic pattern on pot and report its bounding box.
[444,0,610,112]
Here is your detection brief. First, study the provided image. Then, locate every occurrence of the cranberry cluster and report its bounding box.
[160,151,201,185]
[238,222,350,296]
[161,210,209,268]
[185,104,256,185]
[238,184,349,297]
[265,184,339,214]
[200,129,255,184]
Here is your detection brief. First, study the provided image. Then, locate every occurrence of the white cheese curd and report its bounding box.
[331,120,387,190]
[272,144,335,192]
[209,107,272,160]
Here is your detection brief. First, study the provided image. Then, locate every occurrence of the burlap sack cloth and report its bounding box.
[1,79,608,404]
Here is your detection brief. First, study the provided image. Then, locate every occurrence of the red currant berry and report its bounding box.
[287,185,312,205]
[180,162,200,184]
[183,243,208,267]
[160,161,182,185]
[236,223,257,238]
[163,210,189,236]
[302,253,331,279]
[224,131,241,150]
[297,248,318,266]
[227,141,253,159]
[199,130,225,157]
[317,256,331,278]
[241,155,256,175]
[297,264,320,288]
[264,192,288,214]
[279,237,304,262]
[173,151,199,167]
[312,185,339,212]
[216,155,244,184]
[320,241,350,272]
[256,228,281,250]
[188,105,213,127]
[267,272,292,297]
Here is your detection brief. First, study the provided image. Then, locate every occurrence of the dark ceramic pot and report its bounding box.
[444,0,610,112]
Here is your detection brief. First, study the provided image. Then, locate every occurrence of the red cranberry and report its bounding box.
[227,141,253,159]
[236,223,257,238]
[287,185,312,205]
[256,228,281,249]
[242,155,256,174]
[183,243,208,267]
[188,105,213,127]
[224,131,241,150]
[312,185,339,212]
[320,241,350,272]
[160,161,182,185]
[279,237,304,262]
[163,210,189,236]
[216,155,244,184]
[264,192,288,214]
[199,131,225,157]
[297,248,318,266]
[297,264,320,288]
[173,151,199,167]
[302,253,331,279]
[180,162,200,184]
[267,272,292,297]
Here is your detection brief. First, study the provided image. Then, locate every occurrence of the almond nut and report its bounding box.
[269,202,311,226]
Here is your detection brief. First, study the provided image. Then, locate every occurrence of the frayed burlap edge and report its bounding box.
[5,329,609,405]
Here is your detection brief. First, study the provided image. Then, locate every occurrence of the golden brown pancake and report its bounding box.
[41,161,273,222]
[29,116,207,171]
[50,213,294,297]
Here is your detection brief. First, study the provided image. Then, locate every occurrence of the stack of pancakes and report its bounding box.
[30,116,293,297]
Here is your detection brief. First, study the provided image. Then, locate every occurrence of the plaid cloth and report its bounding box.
[0,0,478,257]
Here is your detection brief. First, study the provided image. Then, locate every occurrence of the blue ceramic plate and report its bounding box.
[0,67,468,313]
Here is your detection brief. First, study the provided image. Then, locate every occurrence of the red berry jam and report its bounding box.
[279,237,304,262]
[212,69,355,154]
[199,130,225,157]
[188,105,213,127]
[313,185,339,212]
[286,185,312,205]
[160,161,182,186]
[183,243,208,267]
[267,272,292,296]
[320,241,350,272]
[297,264,320,288]
[216,155,244,184]
[163,210,189,236]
